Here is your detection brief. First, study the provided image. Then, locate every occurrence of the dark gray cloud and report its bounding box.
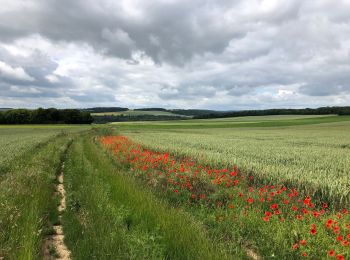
[0,0,248,64]
[0,0,350,109]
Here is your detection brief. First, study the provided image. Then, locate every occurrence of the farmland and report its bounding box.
[109,115,350,258]
[1,115,350,259]
[120,115,350,207]
[92,109,189,117]
[0,125,90,166]
[0,125,90,259]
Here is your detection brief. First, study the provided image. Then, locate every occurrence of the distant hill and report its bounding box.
[194,106,350,119]
[170,109,223,116]
[0,108,12,111]
[134,108,168,112]
[89,107,224,117]
[91,110,188,117]
[90,108,227,123]
[81,107,128,113]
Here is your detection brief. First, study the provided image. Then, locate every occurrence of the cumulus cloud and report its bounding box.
[0,61,34,82]
[0,0,350,109]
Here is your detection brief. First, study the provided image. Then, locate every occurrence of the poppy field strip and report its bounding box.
[123,121,350,208]
[101,135,350,259]
[62,135,232,259]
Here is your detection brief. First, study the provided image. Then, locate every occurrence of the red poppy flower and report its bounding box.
[271,203,279,210]
[300,239,307,246]
[274,209,282,215]
[312,211,320,217]
[337,235,343,241]
[302,252,308,257]
[293,243,299,250]
[292,205,298,211]
[329,249,335,257]
[247,198,254,204]
[334,228,341,234]
[310,228,317,235]
[265,211,272,217]
[263,216,270,222]
[342,240,349,246]
[336,254,345,260]
[304,196,311,206]
[230,171,237,176]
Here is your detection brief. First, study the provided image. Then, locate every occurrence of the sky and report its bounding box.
[0,0,350,110]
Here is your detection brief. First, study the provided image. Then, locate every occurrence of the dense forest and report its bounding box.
[0,108,93,124]
[194,106,350,119]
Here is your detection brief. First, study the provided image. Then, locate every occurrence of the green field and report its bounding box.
[119,115,350,206]
[1,116,350,259]
[0,125,90,166]
[92,109,189,117]
[113,114,350,129]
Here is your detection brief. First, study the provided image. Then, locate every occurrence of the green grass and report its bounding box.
[0,125,90,166]
[0,135,71,259]
[0,125,89,259]
[62,132,235,259]
[117,116,350,207]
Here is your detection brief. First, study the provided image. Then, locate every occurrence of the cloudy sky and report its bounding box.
[1,0,350,110]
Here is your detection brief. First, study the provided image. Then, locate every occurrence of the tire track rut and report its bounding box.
[43,163,71,260]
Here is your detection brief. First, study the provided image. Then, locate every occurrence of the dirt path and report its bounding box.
[246,247,262,260]
[43,163,71,260]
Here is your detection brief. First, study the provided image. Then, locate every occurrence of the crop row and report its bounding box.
[124,123,350,207]
[101,135,350,259]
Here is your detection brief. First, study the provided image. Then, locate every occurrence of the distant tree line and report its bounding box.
[134,108,168,111]
[170,109,221,116]
[133,108,221,116]
[81,107,128,113]
[80,107,222,116]
[194,106,350,119]
[93,114,187,123]
[0,108,93,124]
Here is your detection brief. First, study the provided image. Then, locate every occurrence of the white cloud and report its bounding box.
[0,60,34,81]
[1,0,350,109]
